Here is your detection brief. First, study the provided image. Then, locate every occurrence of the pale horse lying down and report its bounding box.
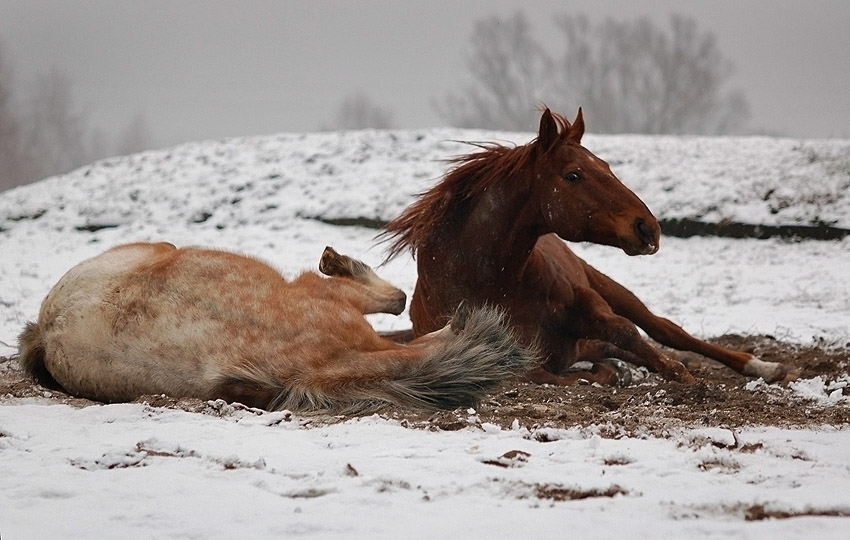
[18,242,538,414]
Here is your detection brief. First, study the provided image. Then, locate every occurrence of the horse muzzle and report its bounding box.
[386,290,408,316]
[624,218,660,255]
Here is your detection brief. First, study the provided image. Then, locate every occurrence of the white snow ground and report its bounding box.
[1,129,849,538]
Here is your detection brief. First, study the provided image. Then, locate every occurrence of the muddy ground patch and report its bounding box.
[2,335,848,437]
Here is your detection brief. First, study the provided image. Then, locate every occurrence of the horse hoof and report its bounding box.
[597,359,633,387]
[671,363,696,384]
[742,356,788,383]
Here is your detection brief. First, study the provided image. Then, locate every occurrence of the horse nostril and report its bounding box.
[634,218,655,245]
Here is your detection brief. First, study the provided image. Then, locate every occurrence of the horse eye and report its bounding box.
[562,171,582,183]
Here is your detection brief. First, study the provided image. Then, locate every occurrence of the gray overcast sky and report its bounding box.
[1,0,848,149]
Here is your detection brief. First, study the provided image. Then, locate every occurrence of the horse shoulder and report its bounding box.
[524,234,589,293]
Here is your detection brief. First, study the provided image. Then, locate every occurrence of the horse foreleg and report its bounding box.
[583,264,787,382]
[572,286,695,383]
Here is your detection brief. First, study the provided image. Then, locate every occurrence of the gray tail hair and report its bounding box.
[17,322,63,391]
[371,306,539,412]
[218,306,539,415]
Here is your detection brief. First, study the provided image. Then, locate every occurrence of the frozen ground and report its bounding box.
[1,128,849,538]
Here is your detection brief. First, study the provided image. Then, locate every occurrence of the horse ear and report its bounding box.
[537,108,560,152]
[568,108,585,142]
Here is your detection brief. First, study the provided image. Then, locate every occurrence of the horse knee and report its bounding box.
[600,318,643,349]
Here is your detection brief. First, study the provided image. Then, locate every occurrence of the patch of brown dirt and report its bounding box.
[2,335,848,437]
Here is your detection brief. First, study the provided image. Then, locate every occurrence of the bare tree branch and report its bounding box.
[23,68,90,179]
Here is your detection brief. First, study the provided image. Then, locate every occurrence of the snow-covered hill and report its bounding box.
[2,130,850,234]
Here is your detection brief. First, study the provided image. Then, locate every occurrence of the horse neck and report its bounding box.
[425,182,542,284]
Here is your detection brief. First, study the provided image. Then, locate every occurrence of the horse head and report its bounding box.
[532,108,660,256]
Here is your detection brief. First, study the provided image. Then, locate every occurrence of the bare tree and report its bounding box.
[0,45,29,190]
[555,14,749,134]
[324,92,395,130]
[115,112,154,156]
[436,13,749,135]
[22,68,92,181]
[433,12,552,131]
[1,43,158,191]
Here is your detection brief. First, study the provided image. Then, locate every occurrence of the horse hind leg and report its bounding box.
[525,339,637,387]
[318,246,407,315]
[566,339,646,386]
[524,364,629,387]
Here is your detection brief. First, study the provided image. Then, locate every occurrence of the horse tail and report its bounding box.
[371,306,539,412]
[217,307,539,415]
[17,322,63,391]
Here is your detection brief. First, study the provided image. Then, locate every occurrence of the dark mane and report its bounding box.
[381,112,575,261]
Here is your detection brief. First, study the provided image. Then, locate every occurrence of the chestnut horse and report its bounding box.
[18,242,536,413]
[383,108,787,385]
